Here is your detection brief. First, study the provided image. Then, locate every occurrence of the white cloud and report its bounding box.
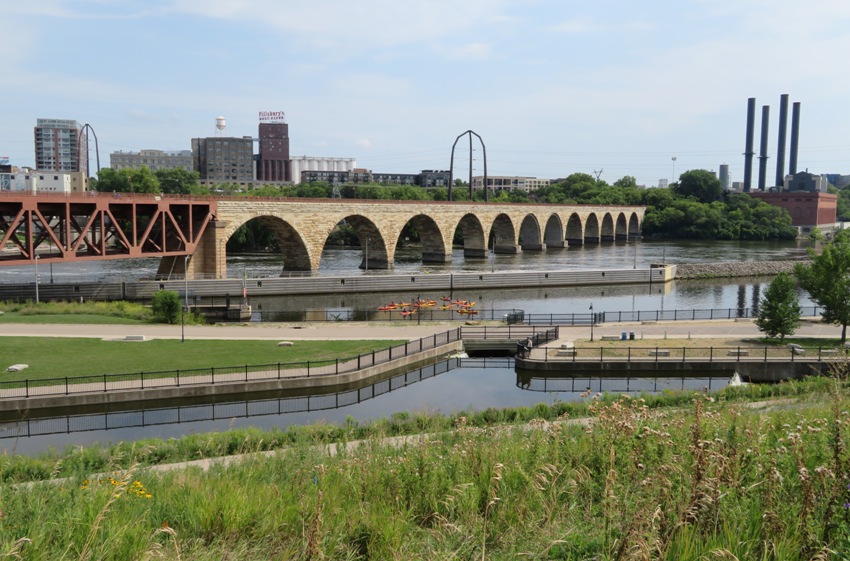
[438,42,494,61]
[168,0,514,54]
[355,138,373,150]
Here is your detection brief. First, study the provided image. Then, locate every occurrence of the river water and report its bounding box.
[2,238,817,316]
[0,238,815,455]
[1,359,731,456]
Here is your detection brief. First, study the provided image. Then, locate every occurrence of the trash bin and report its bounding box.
[621,331,627,341]
[629,331,635,340]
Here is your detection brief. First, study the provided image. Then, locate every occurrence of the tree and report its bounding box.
[93,167,160,194]
[613,175,638,189]
[795,229,850,342]
[155,168,202,194]
[673,169,723,203]
[151,290,182,324]
[754,272,801,341]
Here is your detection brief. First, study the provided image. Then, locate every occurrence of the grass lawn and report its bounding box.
[0,337,403,380]
[0,313,147,325]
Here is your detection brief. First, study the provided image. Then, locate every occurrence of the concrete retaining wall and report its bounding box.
[514,356,827,383]
[0,340,463,414]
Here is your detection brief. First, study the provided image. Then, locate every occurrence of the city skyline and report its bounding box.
[3,1,850,186]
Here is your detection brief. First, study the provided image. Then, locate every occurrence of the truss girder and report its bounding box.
[0,195,215,264]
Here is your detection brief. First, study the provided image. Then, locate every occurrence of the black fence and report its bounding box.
[520,306,823,326]
[250,306,823,326]
[0,358,463,439]
[526,345,845,363]
[253,307,527,323]
[0,325,559,401]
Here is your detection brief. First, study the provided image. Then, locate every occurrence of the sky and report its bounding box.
[3,0,850,187]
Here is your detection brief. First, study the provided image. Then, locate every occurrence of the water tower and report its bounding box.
[215,116,226,136]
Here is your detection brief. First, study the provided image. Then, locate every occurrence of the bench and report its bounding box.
[601,335,621,341]
[820,349,839,356]
[727,349,749,357]
[124,335,146,341]
[648,349,670,357]
[556,348,577,357]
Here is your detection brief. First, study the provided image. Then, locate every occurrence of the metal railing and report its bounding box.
[0,325,559,401]
[0,357,464,439]
[527,345,846,364]
[251,306,822,325]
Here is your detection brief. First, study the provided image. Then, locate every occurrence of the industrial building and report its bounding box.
[742,95,837,234]
[191,136,254,185]
[110,149,193,172]
[255,122,290,182]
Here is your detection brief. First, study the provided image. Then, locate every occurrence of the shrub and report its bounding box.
[150,290,182,324]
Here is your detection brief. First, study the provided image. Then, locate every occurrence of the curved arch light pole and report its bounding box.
[78,124,101,181]
[448,130,487,202]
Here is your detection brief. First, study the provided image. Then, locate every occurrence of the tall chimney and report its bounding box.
[757,105,770,191]
[775,94,789,187]
[790,101,801,175]
[743,97,756,193]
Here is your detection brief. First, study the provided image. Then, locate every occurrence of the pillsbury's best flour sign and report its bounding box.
[259,111,286,123]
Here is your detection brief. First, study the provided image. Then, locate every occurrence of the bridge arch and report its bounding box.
[490,213,518,254]
[518,214,543,251]
[566,213,583,246]
[397,214,448,265]
[600,212,615,242]
[628,212,641,239]
[222,215,313,273]
[454,213,487,259]
[584,214,600,244]
[543,214,565,249]
[614,212,629,241]
[334,215,389,270]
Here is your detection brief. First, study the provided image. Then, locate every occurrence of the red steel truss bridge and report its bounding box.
[0,192,216,265]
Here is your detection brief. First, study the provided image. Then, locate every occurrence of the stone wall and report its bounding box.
[674,260,808,280]
[207,200,645,277]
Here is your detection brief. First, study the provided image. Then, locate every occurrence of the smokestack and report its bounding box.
[757,105,770,191]
[775,94,789,187]
[790,101,801,175]
[743,97,756,193]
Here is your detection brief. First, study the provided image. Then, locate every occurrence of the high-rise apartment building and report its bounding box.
[34,118,86,176]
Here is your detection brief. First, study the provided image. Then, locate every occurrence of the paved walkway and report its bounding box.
[0,317,843,343]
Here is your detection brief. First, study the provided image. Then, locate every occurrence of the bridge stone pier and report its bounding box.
[193,199,644,279]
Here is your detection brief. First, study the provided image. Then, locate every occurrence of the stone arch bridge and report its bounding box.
[180,199,644,279]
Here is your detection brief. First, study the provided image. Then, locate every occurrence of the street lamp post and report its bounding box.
[184,255,190,308]
[589,303,594,342]
[364,237,370,272]
[34,255,40,303]
[633,239,638,269]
